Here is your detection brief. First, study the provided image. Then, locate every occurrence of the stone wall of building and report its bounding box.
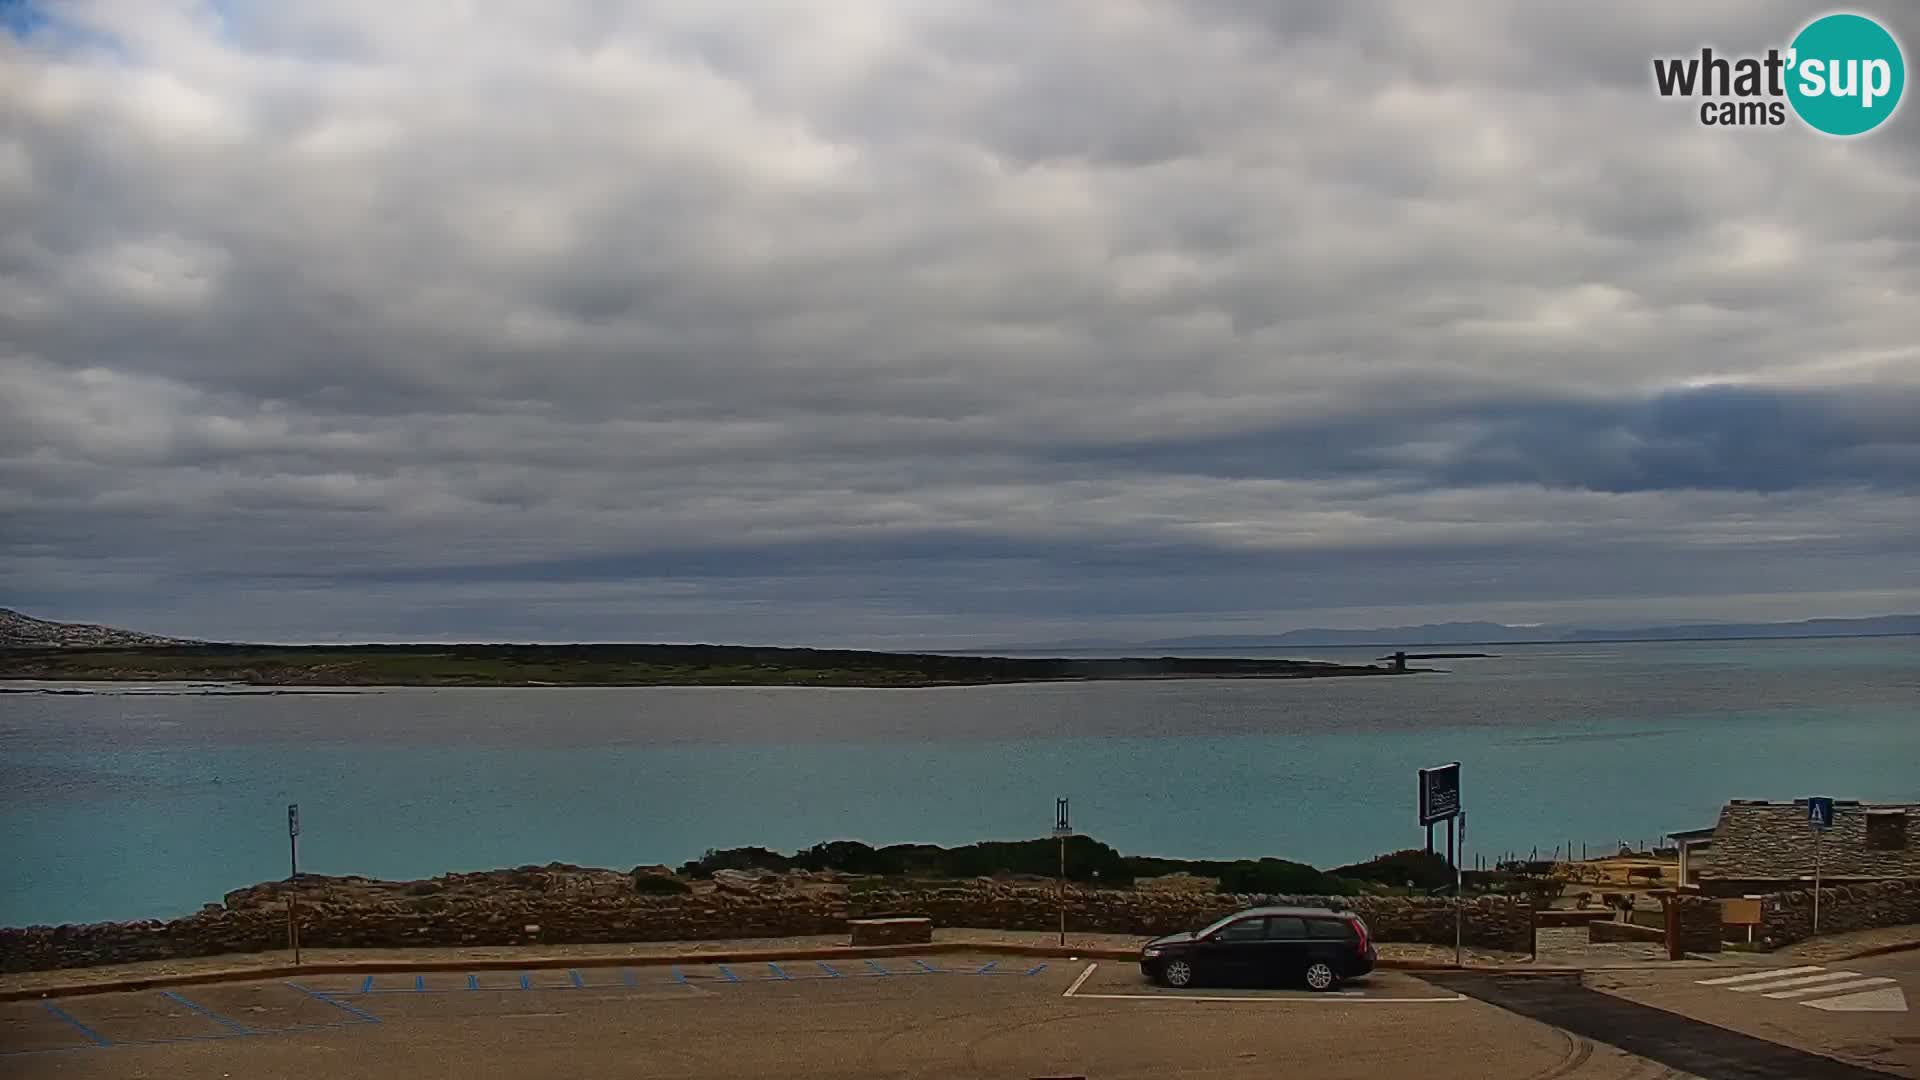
[1755,878,1920,949]
[0,873,1536,972]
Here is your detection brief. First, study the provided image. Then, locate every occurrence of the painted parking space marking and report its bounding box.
[286,982,382,1024]
[160,990,252,1034]
[3,985,379,1059]
[42,1003,113,1046]
[1694,965,1909,1012]
[1064,963,1098,997]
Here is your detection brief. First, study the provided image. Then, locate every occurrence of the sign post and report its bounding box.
[1054,798,1072,947]
[1808,797,1832,936]
[286,803,302,964]
[1419,763,1464,965]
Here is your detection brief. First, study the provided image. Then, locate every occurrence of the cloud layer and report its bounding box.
[4,1,1918,645]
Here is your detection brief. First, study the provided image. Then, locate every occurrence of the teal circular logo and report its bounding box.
[1787,13,1905,136]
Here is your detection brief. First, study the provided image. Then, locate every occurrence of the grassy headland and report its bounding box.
[0,642,1411,688]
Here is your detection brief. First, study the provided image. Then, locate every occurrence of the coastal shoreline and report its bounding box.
[0,642,1413,689]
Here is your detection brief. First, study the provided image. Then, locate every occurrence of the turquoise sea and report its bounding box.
[3,637,1916,926]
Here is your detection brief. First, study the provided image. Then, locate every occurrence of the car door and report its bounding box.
[1254,916,1309,985]
[1305,917,1357,978]
[1198,916,1269,985]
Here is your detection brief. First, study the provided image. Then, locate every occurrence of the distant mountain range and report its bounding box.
[0,608,199,648]
[994,615,1920,651]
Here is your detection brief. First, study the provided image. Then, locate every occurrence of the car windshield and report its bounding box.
[1195,914,1248,938]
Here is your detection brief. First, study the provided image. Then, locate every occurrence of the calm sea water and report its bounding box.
[3,637,1916,926]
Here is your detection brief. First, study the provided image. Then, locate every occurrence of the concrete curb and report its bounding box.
[0,942,1558,1002]
[1829,939,1920,963]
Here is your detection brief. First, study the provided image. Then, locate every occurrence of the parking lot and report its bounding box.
[0,953,1734,1079]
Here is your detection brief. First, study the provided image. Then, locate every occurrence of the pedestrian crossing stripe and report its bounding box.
[1695,966,1908,1012]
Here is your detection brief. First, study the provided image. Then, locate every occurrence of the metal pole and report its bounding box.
[1452,816,1463,966]
[1426,822,1433,854]
[1058,833,1066,947]
[288,822,301,965]
[1812,828,1822,937]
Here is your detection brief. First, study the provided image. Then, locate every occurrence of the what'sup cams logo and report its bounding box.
[1653,12,1905,135]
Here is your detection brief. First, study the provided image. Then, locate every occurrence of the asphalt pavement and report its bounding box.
[0,952,1693,1080]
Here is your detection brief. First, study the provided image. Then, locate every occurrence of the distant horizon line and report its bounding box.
[959,630,1920,654]
[7,629,1916,656]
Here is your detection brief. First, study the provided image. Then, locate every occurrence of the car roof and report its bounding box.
[1232,906,1349,918]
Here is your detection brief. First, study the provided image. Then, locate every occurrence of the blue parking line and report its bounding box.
[160,990,251,1035]
[670,966,688,986]
[285,983,382,1024]
[767,962,792,981]
[42,1003,112,1047]
[864,959,890,976]
[519,973,532,991]
[975,960,998,975]
[569,969,584,989]
[1024,963,1048,976]
[717,965,739,983]
[817,961,842,978]
[361,975,375,993]
[467,974,479,991]
[414,975,426,993]
[911,959,940,974]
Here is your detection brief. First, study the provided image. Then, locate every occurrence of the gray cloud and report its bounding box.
[2,1,1918,646]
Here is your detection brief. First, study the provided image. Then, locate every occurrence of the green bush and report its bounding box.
[1214,858,1353,896]
[1331,849,1455,891]
[679,846,791,878]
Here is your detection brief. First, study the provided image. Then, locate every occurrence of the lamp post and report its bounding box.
[287,803,302,965]
[1054,798,1072,947]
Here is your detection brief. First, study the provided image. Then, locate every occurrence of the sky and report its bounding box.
[2,1,1918,647]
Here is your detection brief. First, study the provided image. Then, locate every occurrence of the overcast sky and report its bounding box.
[3,1,1917,647]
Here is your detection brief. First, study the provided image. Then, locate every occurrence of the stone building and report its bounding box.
[1687,799,1917,897]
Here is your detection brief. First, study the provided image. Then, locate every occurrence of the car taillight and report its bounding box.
[1349,918,1369,955]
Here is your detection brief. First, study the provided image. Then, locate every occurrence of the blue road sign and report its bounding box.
[1807,797,1833,830]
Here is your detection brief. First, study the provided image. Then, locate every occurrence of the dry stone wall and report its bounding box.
[1755,878,1920,948]
[0,870,1535,973]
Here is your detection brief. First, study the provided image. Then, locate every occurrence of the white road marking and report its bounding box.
[1763,977,1896,999]
[1063,962,1098,998]
[1696,966,1824,986]
[1803,985,1908,1013]
[1059,960,1461,1004]
[1730,971,1865,993]
[1063,991,1468,1004]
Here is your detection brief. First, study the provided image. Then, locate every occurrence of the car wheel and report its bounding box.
[1162,959,1195,989]
[1304,961,1339,992]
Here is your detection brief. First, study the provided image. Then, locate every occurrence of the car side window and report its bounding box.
[1263,917,1307,940]
[1215,917,1267,941]
[1307,919,1352,939]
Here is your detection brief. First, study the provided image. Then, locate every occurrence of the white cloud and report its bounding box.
[2,0,1917,644]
